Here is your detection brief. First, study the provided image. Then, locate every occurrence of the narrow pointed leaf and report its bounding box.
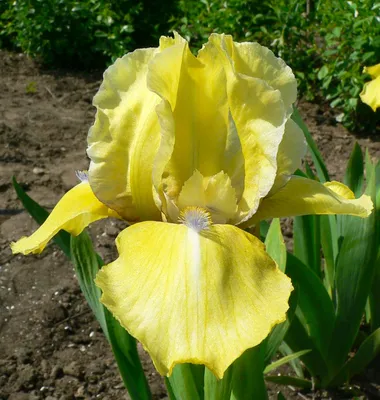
[230,346,268,400]
[71,233,151,400]
[320,215,338,297]
[344,143,364,197]
[204,366,233,400]
[327,171,377,379]
[264,350,311,374]
[265,218,286,272]
[168,364,203,400]
[286,253,335,360]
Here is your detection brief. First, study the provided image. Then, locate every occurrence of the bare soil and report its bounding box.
[0,50,379,400]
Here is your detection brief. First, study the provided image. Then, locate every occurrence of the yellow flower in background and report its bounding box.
[11,33,372,379]
[360,63,380,111]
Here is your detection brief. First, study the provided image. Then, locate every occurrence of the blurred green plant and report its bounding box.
[1,0,378,129]
[0,0,174,68]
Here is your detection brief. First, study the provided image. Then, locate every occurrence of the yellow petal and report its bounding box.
[11,183,119,255]
[176,170,238,223]
[229,37,297,115]
[269,118,307,195]
[87,47,162,221]
[245,176,373,226]
[96,222,292,379]
[364,63,380,79]
[148,33,231,202]
[360,75,380,112]
[209,34,287,223]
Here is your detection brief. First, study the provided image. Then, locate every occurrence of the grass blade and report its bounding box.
[12,176,71,258]
[264,350,311,374]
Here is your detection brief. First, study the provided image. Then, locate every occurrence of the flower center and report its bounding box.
[178,206,212,232]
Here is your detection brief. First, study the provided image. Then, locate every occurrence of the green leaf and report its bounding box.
[344,143,364,197]
[277,393,286,400]
[264,290,298,365]
[204,366,233,400]
[71,233,151,400]
[317,65,329,80]
[328,328,380,387]
[286,253,335,360]
[167,364,203,400]
[292,109,330,183]
[293,215,321,278]
[12,176,71,258]
[265,218,286,272]
[326,171,378,381]
[264,350,311,374]
[230,346,268,400]
[265,375,312,389]
[70,232,108,336]
[320,215,338,297]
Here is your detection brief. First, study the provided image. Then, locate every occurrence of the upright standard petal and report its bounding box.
[209,34,287,223]
[87,48,162,221]
[96,221,292,379]
[11,183,119,254]
[227,37,297,115]
[269,118,307,195]
[245,176,373,226]
[148,34,231,202]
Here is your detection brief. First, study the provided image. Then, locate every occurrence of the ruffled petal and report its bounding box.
[96,222,292,379]
[229,38,297,115]
[364,64,380,79]
[148,33,231,202]
[245,176,373,226]
[208,34,287,223]
[11,183,119,254]
[87,47,162,221]
[269,118,307,195]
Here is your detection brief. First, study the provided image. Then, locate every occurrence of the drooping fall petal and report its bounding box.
[245,176,372,226]
[95,221,292,379]
[11,183,119,254]
[87,48,162,221]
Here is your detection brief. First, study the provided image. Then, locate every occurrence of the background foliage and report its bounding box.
[1,0,379,130]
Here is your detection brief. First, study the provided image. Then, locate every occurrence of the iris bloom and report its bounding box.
[12,34,372,379]
[360,63,380,111]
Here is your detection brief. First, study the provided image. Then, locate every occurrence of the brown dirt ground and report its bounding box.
[0,50,379,400]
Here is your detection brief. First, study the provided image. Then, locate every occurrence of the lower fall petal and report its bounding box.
[95,221,293,379]
[11,183,119,255]
[245,176,373,227]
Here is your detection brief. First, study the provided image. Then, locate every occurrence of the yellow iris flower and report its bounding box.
[360,63,380,111]
[12,33,372,379]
